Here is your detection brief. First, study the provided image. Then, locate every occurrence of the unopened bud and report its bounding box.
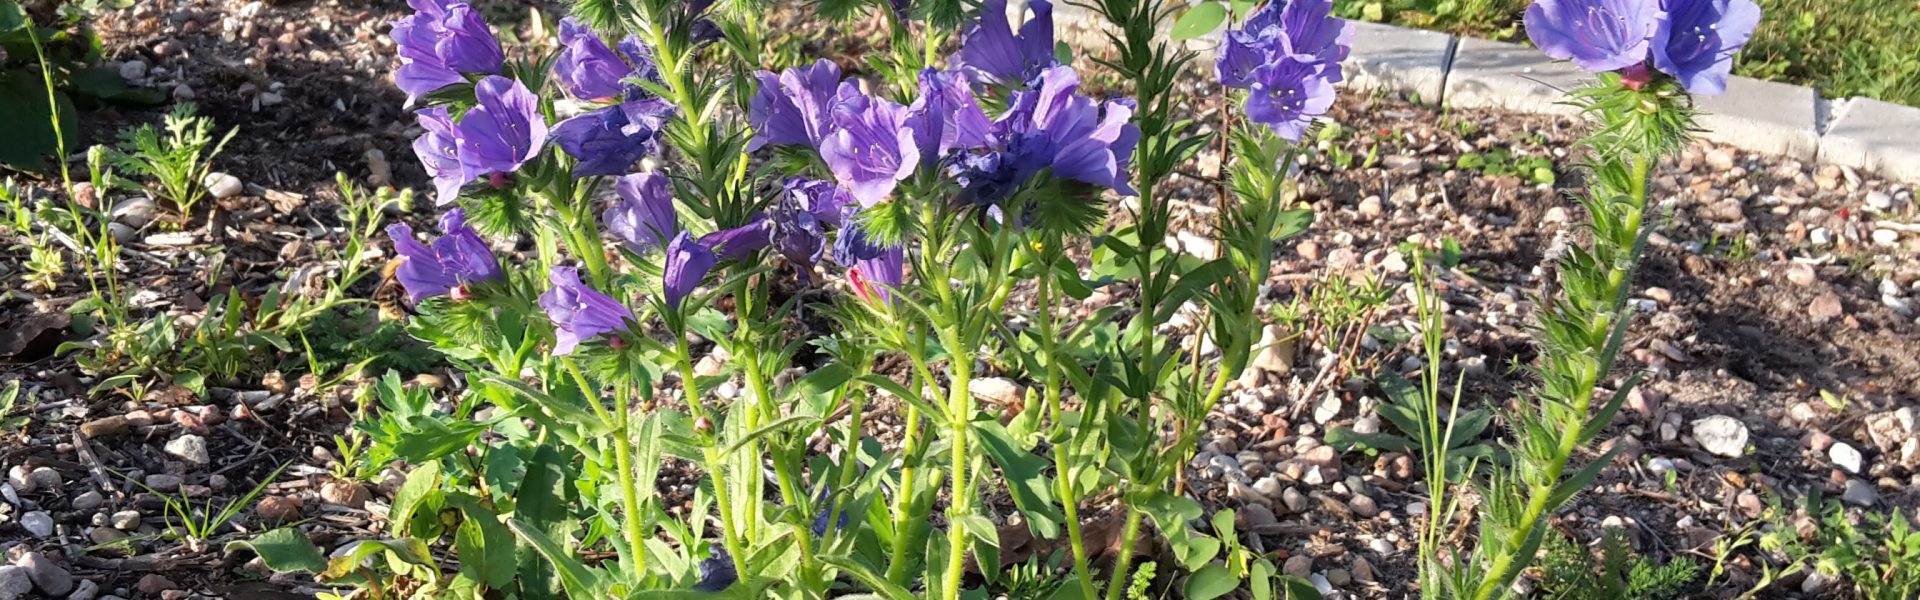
[449,285,473,301]
[1618,64,1653,91]
[694,416,714,435]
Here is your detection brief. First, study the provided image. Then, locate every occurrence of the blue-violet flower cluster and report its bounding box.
[1215,0,1351,141]
[1526,0,1761,94]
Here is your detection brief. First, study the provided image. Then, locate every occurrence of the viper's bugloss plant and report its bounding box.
[239,0,1352,597]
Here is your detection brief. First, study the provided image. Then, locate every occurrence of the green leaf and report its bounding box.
[388,461,441,537]
[1325,427,1416,453]
[507,518,603,600]
[1279,575,1323,599]
[69,66,166,105]
[972,420,1063,539]
[1170,2,1227,40]
[818,555,917,600]
[1183,563,1238,600]
[954,514,1000,548]
[1135,488,1204,533]
[1548,445,1620,508]
[450,495,517,589]
[0,70,76,173]
[225,528,327,574]
[721,414,821,455]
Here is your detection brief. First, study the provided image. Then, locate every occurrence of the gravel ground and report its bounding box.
[1,0,1917,598]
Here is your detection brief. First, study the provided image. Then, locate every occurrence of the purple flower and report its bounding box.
[385,208,503,303]
[819,88,920,206]
[809,485,851,537]
[605,172,679,253]
[1217,0,1351,93]
[553,17,659,101]
[698,216,774,262]
[552,97,675,176]
[770,200,827,281]
[1651,0,1760,95]
[784,178,855,227]
[456,76,549,180]
[906,69,994,166]
[411,107,473,204]
[539,266,635,356]
[390,0,504,104]
[955,66,1136,203]
[850,245,904,305]
[748,59,845,151]
[663,232,719,309]
[957,0,1058,86]
[1524,0,1660,73]
[1244,58,1338,142]
[692,544,737,592]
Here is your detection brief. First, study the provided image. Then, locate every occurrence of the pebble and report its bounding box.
[1785,263,1817,286]
[1647,457,1677,476]
[1253,476,1285,500]
[0,566,31,600]
[4,465,34,492]
[1251,325,1294,375]
[79,416,129,438]
[1282,555,1312,578]
[1872,229,1900,247]
[13,551,72,596]
[1830,442,1864,474]
[1281,486,1307,513]
[1312,393,1342,424]
[72,491,105,511]
[1326,568,1352,587]
[145,474,184,490]
[118,60,148,82]
[109,511,142,530]
[135,575,176,597]
[1348,494,1379,518]
[1351,556,1376,583]
[1691,415,1750,458]
[202,173,243,200]
[1705,148,1736,171]
[68,579,100,600]
[1368,537,1395,556]
[164,434,210,465]
[1842,479,1878,506]
[1801,572,1832,595]
[1309,573,1333,594]
[1865,191,1894,211]
[19,511,54,538]
[171,83,195,101]
[1357,196,1383,220]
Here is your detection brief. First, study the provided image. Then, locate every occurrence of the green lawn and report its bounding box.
[1329,0,1920,107]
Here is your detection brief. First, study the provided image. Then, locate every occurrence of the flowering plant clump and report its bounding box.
[230,0,1761,596]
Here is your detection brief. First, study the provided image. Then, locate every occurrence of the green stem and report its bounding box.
[675,332,750,584]
[939,342,975,600]
[1469,150,1653,600]
[1034,247,1097,600]
[886,332,935,585]
[1102,507,1145,600]
[612,383,650,579]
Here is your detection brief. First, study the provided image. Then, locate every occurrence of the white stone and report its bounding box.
[165,434,210,465]
[1872,229,1900,247]
[967,378,1023,407]
[1313,393,1343,424]
[1830,442,1864,474]
[1691,415,1750,458]
[203,172,243,199]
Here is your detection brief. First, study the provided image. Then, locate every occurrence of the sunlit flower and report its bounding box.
[748,59,846,150]
[385,208,503,303]
[1651,0,1761,95]
[411,107,472,204]
[1524,0,1660,73]
[663,232,719,309]
[849,245,904,306]
[553,17,659,102]
[957,0,1058,86]
[952,66,1138,204]
[906,68,994,166]
[1244,58,1338,142]
[390,0,503,104]
[456,76,549,181]
[604,172,678,253]
[551,97,675,176]
[819,89,920,206]
[539,266,635,355]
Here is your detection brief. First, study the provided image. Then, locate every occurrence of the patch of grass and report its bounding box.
[1736,0,1920,106]
[1333,0,1920,107]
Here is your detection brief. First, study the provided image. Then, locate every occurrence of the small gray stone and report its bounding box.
[1281,487,1308,513]
[118,60,148,82]
[67,579,100,600]
[1842,479,1878,507]
[1368,537,1396,556]
[144,474,184,490]
[164,434,210,465]
[1282,555,1312,578]
[71,491,105,511]
[1348,494,1380,518]
[19,511,54,538]
[1691,415,1750,458]
[0,566,33,600]
[14,551,73,596]
[1253,476,1285,500]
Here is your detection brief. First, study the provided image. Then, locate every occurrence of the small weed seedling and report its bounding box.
[111,103,236,219]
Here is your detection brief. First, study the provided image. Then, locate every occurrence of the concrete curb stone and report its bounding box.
[1822,97,1920,183]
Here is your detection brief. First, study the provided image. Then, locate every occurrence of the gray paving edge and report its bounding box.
[1041,6,1920,183]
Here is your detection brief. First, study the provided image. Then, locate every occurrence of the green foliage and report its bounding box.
[1331,0,1524,39]
[1737,0,1920,106]
[1758,494,1920,600]
[110,103,236,215]
[1451,148,1556,185]
[141,462,288,552]
[1538,530,1699,600]
[0,380,28,433]
[0,0,161,172]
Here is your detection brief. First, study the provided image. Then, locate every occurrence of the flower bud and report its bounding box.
[694,416,714,436]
